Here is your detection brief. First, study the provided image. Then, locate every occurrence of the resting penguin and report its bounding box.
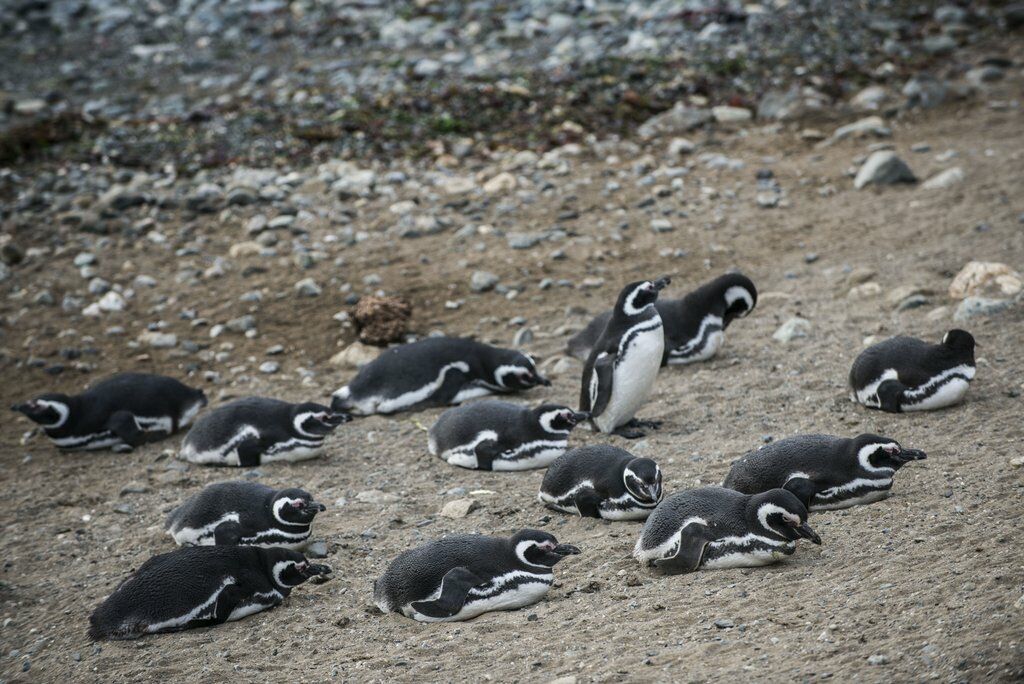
[11,372,207,452]
[179,397,350,466]
[538,444,663,520]
[428,401,587,471]
[633,487,821,573]
[579,277,670,439]
[166,481,326,549]
[331,336,549,416]
[723,433,927,511]
[849,329,976,412]
[373,529,579,622]
[568,272,757,366]
[87,546,331,640]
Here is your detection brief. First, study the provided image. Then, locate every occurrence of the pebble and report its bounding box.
[258,361,280,374]
[867,654,889,666]
[138,331,177,348]
[921,167,965,190]
[305,541,329,558]
[772,317,811,342]
[948,261,1022,298]
[355,490,400,505]
[953,296,1014,322]
[854,151,917,189]
[329,341,380,369]
[470,271,500,293]
[294,278,322,297]
[650,219,674,233]
[439,498,480,518]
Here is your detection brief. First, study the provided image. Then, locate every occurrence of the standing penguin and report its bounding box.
[373,529,579,622]
[580,277,670,438]
[849,329,976,412]
[428,401,587,471]
[331,336,549,416]
[568,273,757,366]
[539,445,663,520]
[723,434,927,511]
[11,372,207,452]
[633,487,820,573]
[179,397,349,466]
[87,546,331,640]
[166,481,326,549]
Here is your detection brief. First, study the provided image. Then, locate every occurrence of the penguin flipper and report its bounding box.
[653,527,713,574]
[572,489,604,519]
[236,438,264,467]
[473,440,503,471]
[875,379,905,413]
[107,411,146,449]
[589,354,615,419]
[782,477,818,510]
[410,567,485,619]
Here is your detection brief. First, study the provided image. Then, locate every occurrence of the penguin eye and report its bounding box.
[293,500,306,509]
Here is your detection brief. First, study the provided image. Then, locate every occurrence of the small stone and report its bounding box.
[470,271,500,293]
[668,138,696,156]
[507,232,545,249]
[948,261,1022,298]
[848,282,882,299]
[923,34,957,56]
[822,116,891,146]
[1010,456,1024,468]
[711,106,751,123]
[755,191,779,208]
[229,241,263,258]
[483,172,517,194]
[867,654,889,666]
[714,618,735,629]
[854,151,916,189]
[439,498,480,518]
[954,297,1014,322]
[97,291,126,312]
[355,490,400,505]
[850,85,892,112]
[119,482,149,496]
[650,219,674,233]
[226,315,257,333]
[154,469,189,485]
[258,361,279,374]
[294,278,322,297]
[513,328,534,347]
[921,167,965,190]
[305,541,329,558]
[772,317,811,342]
[637,102,711,138]
[329,342,380,369]
[138,331,177,348]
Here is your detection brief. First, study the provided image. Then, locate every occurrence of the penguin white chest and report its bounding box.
[594,321,664,432]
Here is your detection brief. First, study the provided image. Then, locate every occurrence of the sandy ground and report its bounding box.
[2,96,1024,682]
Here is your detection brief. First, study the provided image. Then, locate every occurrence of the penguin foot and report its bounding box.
[612,426,647,439]
[624,418,662,430]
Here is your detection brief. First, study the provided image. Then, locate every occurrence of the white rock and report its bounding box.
[439,498,480,518]
[97,291,126,312]
[329,342,380,369]
[948,261,1022,298]
[355,490,400,505]
[436,175,477,194]
[772,317,811,342]
[850,86,892,112]
[482,172,516,194]
[921,166,965,190]
[854,151,916,189]
[138,331,177,348]
[711,106,752,123]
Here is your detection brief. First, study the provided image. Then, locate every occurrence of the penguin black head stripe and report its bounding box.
[850,329,976,412]
[12,373,207,452]
[579,276,669,439]
[724,433,927,511]
[634,486,820,573]
[330,337,550,416]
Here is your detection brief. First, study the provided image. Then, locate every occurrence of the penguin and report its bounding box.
[849,329,976,413]
[179,397,350,466]
[11,372,207,453]
[567,273,757,366]
[331,336,550,416]
[428,401,588,471]
[87,546,331,640]
[723,433,927,511]
[373,529,579,623]
[579,277,670,439]
[166,481,326,549]
[633,487,821,573]
[538,445,663,520]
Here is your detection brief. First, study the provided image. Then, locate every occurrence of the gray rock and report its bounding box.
[921,167,965,190]
[259,361,280,374]
[854,151,917,189]
[867,654,889,666]
[355,489,400,505]
[439,498,480,518]
[470,271,500,293]
[954,296,1014,322]
[966,66,1005,86]
[714,618,735,629]
[138,331,177,348]
[513,328,534,347]
[638,103,711,138]
[772,317,811,342]
[227,315,256,333]
[903,76,948,109]
[650,219,674,233]
[922,35,957,56]
[507,232,545,249]
[305,541,329,558]
[294,278,322,297]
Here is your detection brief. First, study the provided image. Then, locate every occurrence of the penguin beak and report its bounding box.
[325,412,352,427]
[572,411,590,423]
[537,375,552,387]
[895,448,927,462]
[652,276,671,292]
[303,563,333,583]
[11,403,29,414]
[553,543,581,556]
[311,502,327,513]
[793,521,822,545]
[647,482,662,503]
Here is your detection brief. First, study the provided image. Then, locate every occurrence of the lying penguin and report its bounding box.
[428,401,587,471]
[580,277,670,438]
[723,433,927,511]
[179,397,349,466]
[331,336,549,415]
[849,329,976,412]
[11,372,206,452]
[633,487,820,573]
[373,529,579,622]
[166,481,326,549]
[568,272,757,366]
[88,546,331,640]
[538,444,663,520]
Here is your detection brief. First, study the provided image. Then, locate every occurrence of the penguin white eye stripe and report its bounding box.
[33,400,70,428]
[724,286,754,310]
[858,443,899,473]
[623,283,653,316]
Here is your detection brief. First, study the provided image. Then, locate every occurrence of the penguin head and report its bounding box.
[623,458,663,504]
[534,405,588,434]
[748,489,821,545]
[265,548,332,588]
[291,402,351,437]
[617,276,671,317]
[272,488,326,525]
[941,329,976,357]
[493,352,550,390]
[853,434,927,472]
[11,394,73,428]
[511,529,581,568]
[718,273,757,327]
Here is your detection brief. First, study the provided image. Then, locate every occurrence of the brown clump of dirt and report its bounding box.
[354,295,413,345]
